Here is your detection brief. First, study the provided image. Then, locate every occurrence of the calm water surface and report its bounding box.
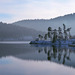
[0,41,75,75]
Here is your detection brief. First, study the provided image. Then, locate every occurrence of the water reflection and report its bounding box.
[31,44,75,68]
[0,43,75,68]
[38,45,71,63]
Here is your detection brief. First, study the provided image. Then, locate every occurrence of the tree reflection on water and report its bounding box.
[35,44,75,66]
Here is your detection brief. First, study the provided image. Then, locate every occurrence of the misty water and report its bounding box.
[0,41,75,75]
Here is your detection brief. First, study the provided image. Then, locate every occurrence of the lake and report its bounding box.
[0,41,75,75]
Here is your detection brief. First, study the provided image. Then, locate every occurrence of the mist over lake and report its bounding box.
[0,11,75,75]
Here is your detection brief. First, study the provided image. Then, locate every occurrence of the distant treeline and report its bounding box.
[0,22,44,41]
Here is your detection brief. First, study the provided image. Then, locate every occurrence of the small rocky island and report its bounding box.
[30,24,75,45]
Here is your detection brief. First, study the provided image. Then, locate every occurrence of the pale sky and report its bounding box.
[0,0,75,23]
